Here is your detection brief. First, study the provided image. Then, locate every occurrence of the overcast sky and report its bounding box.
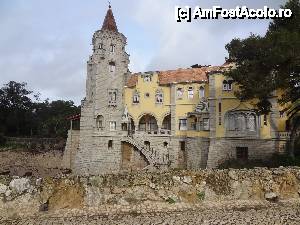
[0,0,287,105]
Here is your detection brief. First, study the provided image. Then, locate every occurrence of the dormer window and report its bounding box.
[133,91,140,104]
[110,44,115,53]
[143,74,152,82]
[109,62,115,73]
[155,90,163,104]
[188,87,194,99]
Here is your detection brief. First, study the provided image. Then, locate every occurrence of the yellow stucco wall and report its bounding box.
[124,72,288,139]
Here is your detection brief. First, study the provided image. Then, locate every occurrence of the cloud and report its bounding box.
[0,0,287,104]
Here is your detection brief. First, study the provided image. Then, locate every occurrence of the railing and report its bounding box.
[275,131,291,139]
[135,129,171,136]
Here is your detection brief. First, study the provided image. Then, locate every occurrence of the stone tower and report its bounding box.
[74,5,130,175]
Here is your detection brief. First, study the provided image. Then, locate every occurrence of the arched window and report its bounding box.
[108,140,113,149]
[109,62,115,73]
[96,115,104,130]
[110,44,115,53]
[199,86,205,98]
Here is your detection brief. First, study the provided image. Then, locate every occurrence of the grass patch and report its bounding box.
[196,191,205,201]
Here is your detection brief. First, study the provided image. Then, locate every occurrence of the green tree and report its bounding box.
[225,0,300,156]
[225,0,300,113]
[0,81,34,136]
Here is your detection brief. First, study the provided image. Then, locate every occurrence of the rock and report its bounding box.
[182,176,192,184]
[36,178,42,186]
[172,176,181,183]
[149,182,156,189]
[9,178,31,194]
[0,183,8,195]
[265,192,278,201]
[228,170,238,180]
[5,189,12,197]
[118,198,129,206]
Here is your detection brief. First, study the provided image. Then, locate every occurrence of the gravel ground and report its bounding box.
[1,204,300,225]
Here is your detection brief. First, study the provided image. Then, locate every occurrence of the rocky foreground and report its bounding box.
[1,201,300,225]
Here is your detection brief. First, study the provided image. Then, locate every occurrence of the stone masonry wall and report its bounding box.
[1,167,300,219]
[186,137,209,169]
[207,138,277,168]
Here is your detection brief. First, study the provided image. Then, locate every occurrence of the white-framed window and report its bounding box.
[179,119,187,131]
[108,90,117,106]
[203,118,210,131]
[188,87,194,99]
[110,44,115,53]
[155,91,163,103]
[109,121,116,131]
[177,87,183,99]
[143,74,152,82]
[109,62,116,73]
[133,91,140,104]
[199,86,205,98]
[96,115,104,130]
[223,80,233,91]
[223,80,228,91]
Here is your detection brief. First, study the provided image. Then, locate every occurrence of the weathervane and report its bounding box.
[108,1,111,8]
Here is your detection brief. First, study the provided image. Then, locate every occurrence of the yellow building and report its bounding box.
[65,5,290,175]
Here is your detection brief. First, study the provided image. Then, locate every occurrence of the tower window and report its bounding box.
[99,43,103,49]
[108,89,117,106]
[108,140,113,149]
[263,114,268,126]
[109,121,116,131]
[96,115,104,130]
[110,44,115,53]
[109,62,116,73]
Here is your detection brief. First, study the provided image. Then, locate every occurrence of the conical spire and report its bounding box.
[101,3,118,32]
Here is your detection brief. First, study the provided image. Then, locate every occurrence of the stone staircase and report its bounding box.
[122,135,170,169]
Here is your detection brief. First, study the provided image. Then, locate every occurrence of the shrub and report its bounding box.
[196,191,205,201]
[0,134,6,146]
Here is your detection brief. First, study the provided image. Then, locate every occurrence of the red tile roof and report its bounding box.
[126,74,138,88]
[125,66,226,87]
[101,5,118,32]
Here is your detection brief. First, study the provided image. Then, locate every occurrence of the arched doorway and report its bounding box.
[138,114,158,133]
[121,142,149,171]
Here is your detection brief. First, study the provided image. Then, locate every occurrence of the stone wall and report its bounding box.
[1,167,300,219]
[207,138,278,168]
[186,137,209,169]
[62,130,80,169]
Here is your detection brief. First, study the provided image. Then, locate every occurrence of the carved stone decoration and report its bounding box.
[195,99,209,113]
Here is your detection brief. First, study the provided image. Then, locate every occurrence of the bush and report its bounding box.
[218,153,300,169]
[0,134,6,146]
